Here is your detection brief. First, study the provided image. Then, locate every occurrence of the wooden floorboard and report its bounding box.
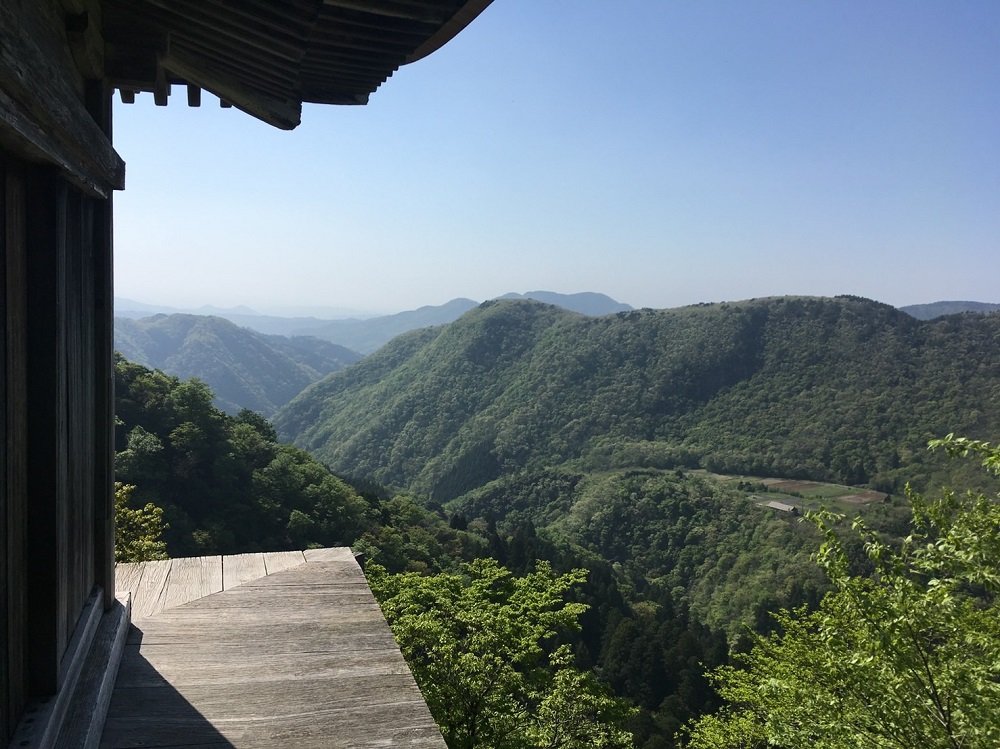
[106,549,444,748]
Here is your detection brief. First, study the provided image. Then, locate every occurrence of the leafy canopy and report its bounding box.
[368,558,636,749]
[114,482,168,563]
[683,436,1000,749]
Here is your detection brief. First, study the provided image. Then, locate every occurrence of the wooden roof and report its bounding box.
[102,0,493,129]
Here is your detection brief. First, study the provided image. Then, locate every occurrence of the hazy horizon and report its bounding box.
[114,290,1000,321]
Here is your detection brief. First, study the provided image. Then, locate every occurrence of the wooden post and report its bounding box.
[86,80,115,611]
[1,152,9,746]
[24,166,67,694]
[1,153,29,743]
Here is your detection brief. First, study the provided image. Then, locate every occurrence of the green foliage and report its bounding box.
[353,494,487,573]
[114,482,168,562]
[276,297,1000,498]
[683,440,1000,749]
[455,468,831,636]
[114,355,479,564]
[368,558,636,749]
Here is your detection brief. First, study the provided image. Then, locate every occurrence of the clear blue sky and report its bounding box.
[113,1,1000,315]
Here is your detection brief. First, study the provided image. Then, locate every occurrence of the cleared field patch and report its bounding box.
[683,469,890,511]
[839,489,889,504]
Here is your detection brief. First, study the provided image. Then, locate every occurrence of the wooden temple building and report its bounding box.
[1,1,490,746]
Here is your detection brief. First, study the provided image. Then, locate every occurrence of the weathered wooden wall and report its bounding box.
[1,0,117,741]
[0,147,114,741]
[2,151,30,748]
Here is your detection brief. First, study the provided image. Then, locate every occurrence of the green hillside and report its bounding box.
[115,313,361,415]
[275,295,1000,499]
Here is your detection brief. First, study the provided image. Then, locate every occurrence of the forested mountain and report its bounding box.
[114,314,360,415]
[275,295,1000,498]
[899,300,1000,320]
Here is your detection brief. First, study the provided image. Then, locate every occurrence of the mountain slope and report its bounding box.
[114,314,361,415]
[275,296,1000,498]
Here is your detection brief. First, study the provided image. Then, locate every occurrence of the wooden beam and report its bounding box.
[0,88,118,199]
[162,51,300,129]
[0,0,123,196]
[136,0,308,64]
[153,63,170,106]
[118,88,135,104]
[65,10,104,80]
[322,0,448,23]
[186,84,201,107]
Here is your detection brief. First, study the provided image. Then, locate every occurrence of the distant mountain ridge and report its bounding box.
[292,298,480,354]
[114,314,361,415]
[275,295,1000,499]
[899,300,1000,320]
[497,291,632,316]
[118,291,634,354]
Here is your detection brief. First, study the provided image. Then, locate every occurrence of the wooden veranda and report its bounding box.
[103,549,443,749]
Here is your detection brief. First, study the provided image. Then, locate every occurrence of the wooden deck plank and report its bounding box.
[129,559,171,619]
[114,562,145,598]
[303,547,355,563]
[241,559,363,587]
[114,648,413,688]
[129,607,383,630]
[102,699,444,748]
[117,550,367,618]
[109,673,424,717]
[162,555,223,610]
[221,552,266,590]
[103,554,444,748]
[159,587,377,610]
[134,603,386,626]
[261,550,306,575]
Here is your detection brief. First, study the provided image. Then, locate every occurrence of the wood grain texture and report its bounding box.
[303,547,355,563]
[103,553,445,748]
[261,550,306,574]
[221,552,266,591]
[128,559,170,619]
[161,555,223,610]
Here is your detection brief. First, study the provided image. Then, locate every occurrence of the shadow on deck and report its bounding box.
[102,549,444,748]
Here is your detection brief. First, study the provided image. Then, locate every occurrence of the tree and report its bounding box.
[114,482,168,562]
[683,436,1000,749]
[367,558,636,749]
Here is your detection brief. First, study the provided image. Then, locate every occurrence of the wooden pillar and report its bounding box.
[24,167,68,695]
[86,80,115,611]
[1,152,28,746]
